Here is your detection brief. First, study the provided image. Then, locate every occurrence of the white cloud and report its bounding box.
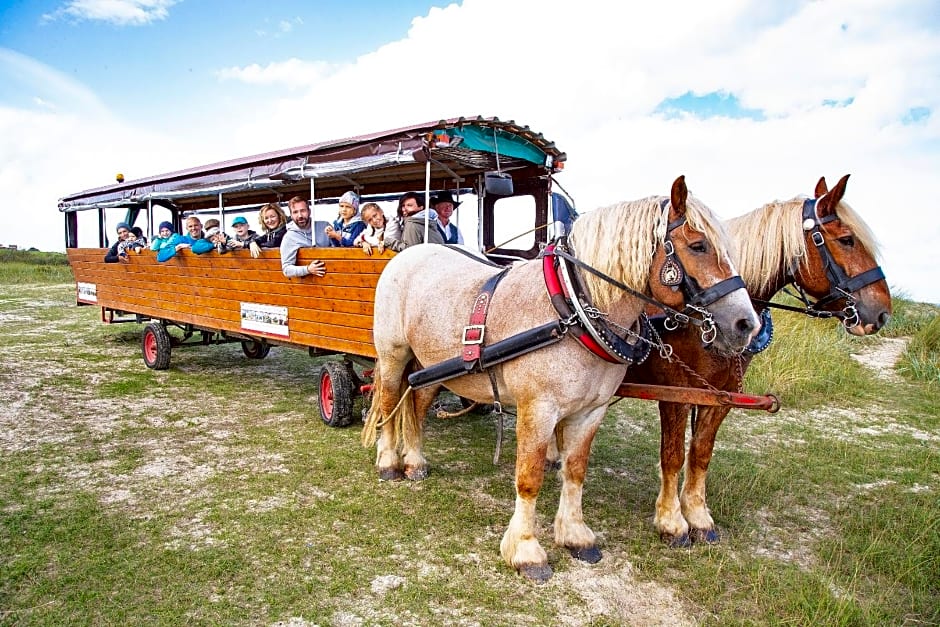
[216,58,340,89]
[42,0,178,26]
[3,0,938,302]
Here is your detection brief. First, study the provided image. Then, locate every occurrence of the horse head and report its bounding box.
[796,174,892,335]
[648,176,759,354]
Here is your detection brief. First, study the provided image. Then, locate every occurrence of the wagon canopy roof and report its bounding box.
[58,116,566,212]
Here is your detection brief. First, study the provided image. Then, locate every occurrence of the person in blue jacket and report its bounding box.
[324,191,366,247]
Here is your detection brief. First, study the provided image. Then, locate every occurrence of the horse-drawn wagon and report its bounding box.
[60,116,580,426]
[60,115,892,580]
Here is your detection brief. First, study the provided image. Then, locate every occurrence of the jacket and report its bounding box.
[256,225,286,249]
[280,220,316,277]
[328,217,366,247]
[386,209,445,252]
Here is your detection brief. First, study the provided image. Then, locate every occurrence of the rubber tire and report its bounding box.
[142,323,172,370]
[318,362,356,427]
[241,340,271,359]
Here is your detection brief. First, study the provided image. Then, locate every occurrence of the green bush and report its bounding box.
[0,249,73,284]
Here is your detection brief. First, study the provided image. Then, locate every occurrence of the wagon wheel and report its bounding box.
[318,361,356,428]
[142,322,172,370]
[241,339,271,359]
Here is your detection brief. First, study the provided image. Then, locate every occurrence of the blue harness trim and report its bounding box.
[745,308,774,354]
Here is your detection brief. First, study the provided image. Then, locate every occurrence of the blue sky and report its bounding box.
[1,0,938,303]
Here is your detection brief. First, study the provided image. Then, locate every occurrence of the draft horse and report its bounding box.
[362,176,759,581]
[626,174,892,547]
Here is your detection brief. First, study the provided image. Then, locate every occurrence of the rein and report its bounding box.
[751,198,885,329]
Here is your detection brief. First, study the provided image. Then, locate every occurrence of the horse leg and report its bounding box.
[401,384,440,481]
[544,428,562,472]
[681,405,731,544]
[500,405,556,582]
[373,353,411,481]
[552,407,607,564]
[656,402,692,548]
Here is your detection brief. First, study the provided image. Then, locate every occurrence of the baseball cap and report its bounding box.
[231,216,248,226]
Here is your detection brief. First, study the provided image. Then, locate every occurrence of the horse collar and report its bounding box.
[542,242,651,365]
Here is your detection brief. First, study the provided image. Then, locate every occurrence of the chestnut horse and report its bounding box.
[626,174,892,547]
[362,177,759,581]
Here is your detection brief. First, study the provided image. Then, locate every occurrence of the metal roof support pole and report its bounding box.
[475,176,484,251]
[148,199,153,239]
[218,193,224,230]
[423,159,431,243]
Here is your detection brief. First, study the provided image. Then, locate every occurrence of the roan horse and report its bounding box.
[625,174,892,547]
[362,177,759,581]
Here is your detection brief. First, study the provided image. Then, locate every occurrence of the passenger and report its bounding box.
[280,196,327,278]
[385,192,445,252]
[115,226,147,260]
[103,221,133,263]
[225,216,261,257]
[325,191,366,247]
[150,221,182,252]
[353,202,387,255]
[175,216,204,251]
[255,203,289,250]
[432,191,464,245]
[203,218,233,254]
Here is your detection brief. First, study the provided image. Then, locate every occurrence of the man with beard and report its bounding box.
[280,196,327,278]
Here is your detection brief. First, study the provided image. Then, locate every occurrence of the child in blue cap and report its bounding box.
[225,216,261,256]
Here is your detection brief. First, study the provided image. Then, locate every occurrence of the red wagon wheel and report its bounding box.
[318,362,356,427]
[142,322,172,370]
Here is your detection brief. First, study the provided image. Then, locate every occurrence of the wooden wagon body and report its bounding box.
[60,116,569,424]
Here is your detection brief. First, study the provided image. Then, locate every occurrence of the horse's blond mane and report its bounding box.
[568,195,732,310]
[727,197,881,295]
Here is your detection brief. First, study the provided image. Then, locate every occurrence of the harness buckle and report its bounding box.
[462,325,485,345]
[811,231,825,247]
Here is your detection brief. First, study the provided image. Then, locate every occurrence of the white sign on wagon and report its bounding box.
[77,282,97,304]
[240,302,289,337]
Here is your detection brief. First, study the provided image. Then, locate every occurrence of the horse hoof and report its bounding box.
[660,531,691,548]
[378,467,404,482]
[690,527,721,544]
[518,563,553,583]
[569,545,602,564]
[404,465,429,481]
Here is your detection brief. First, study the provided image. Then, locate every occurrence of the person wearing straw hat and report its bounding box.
[431,191,464,245]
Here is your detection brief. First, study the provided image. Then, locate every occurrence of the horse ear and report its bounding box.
[816,174,850,218]
[670,175,688,219]
[814,177,828,199]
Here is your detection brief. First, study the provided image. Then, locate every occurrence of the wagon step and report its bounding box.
[615,383,780,412]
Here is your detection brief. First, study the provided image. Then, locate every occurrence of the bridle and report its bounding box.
[756,197,885,329]
[658,212,746,342]
[545,202,746,349]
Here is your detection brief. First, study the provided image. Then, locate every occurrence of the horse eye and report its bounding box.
[689,241,707,253]
[838,236,855,247]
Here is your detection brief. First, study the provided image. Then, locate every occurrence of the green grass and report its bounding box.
[0,249,73,284]
[0,277,937,625]
[898,314,940,384]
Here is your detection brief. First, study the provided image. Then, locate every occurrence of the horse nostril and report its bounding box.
[736,317,756,337]
[877,311,891,330]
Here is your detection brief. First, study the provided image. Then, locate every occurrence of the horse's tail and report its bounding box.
[361,367,386,447]
[360,364,415,449]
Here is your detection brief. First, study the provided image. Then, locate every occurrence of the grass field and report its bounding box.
[0,262,937,625]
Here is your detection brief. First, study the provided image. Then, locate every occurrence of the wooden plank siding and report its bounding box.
[66,247,391,358]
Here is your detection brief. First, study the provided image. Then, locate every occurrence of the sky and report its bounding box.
[0,0,938,303]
